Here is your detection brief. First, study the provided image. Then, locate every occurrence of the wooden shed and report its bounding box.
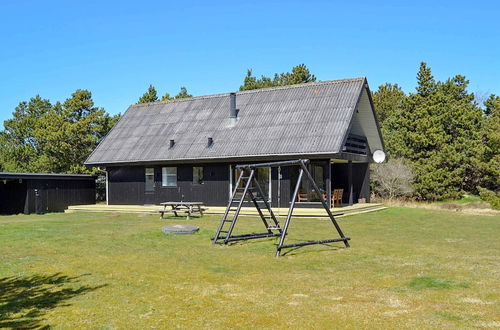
[0,172,96,215]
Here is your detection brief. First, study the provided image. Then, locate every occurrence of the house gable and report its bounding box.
[344,85,384,154]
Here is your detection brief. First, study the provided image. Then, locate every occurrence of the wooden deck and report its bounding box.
[66,203,386,218]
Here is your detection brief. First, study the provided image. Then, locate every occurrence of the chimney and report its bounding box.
[207,137,213,147]
[169,139,175,148]
[229,92,239,124]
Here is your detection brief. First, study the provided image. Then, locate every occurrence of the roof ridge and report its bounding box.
[237,77,366,95]
[130,77,366,108]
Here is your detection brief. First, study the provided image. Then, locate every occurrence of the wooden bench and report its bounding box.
[159,202,206,219]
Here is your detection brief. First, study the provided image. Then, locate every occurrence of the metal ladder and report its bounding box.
[212,168,282,245]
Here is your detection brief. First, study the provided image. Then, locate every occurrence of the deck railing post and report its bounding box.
[326,159,332,209]
[348,160,353,206]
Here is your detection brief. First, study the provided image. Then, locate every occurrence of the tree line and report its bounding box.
[0,63,498,201]
[0,90,119,174]
[372,63,498,200]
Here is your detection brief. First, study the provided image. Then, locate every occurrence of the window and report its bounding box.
[162,167,177,187]
[312,165,325,191]
[193,166,204,184]
[233,167,270,201]
[145,168,155,192]
[255,167,270,199]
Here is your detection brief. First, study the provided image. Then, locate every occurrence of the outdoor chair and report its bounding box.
[297,192,308,202]
[322,192,334,206]
[333,189,343,207]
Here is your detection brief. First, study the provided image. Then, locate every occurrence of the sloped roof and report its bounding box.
[85,77,371,165]
[0,172,95,180]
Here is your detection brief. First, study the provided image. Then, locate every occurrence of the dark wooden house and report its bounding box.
[85,77,384,208]
[0,172,96,214]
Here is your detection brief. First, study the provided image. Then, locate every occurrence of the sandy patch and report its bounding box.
[377,297,407,309]
[292,293,309,298]
[476,321,500,328]
[383,309,410,317]
[461,297,493,305]
[445,238,464,243]
[329,296,343,301]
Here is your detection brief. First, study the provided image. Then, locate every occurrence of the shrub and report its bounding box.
[477,187,500,210]
[371,158,414,199]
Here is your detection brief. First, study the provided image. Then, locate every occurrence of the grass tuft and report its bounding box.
[209,267,230,273]
[435,311,463,321]
[408,277,469,290]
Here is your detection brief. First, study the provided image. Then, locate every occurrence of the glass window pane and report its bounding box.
[168,174,177,187]
[162,167,177,187]
[193,167,203,184]
[255,167,270,200]
[145,168,155,192]
[313,165,324,190]
[162,168,167,186]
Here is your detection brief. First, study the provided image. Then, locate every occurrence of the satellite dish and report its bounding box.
[372,150,386,163]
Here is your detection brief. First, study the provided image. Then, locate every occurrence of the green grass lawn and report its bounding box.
[1,208,499,329]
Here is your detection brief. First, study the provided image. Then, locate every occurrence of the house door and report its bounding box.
[144,167,156,205]
[34,186,48,214]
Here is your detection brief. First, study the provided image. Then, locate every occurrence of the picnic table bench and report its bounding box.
[158,202,207,220]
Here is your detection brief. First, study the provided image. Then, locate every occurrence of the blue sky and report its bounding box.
[1,0,499,124]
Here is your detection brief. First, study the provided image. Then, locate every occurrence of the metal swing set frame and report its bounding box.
[212,159,350,256]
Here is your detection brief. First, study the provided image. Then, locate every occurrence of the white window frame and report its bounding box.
[162,167,177,187]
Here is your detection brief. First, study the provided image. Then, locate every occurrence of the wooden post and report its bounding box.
[326,159,332,209]
[105,169,109,205]
[348,160,353,206]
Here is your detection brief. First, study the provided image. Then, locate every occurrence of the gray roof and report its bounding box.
[0,172,95,180]
[85,77,371,165]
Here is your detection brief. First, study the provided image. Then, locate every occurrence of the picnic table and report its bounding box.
[158,201,206,220]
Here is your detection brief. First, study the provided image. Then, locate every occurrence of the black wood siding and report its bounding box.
[107,161,370,206]
[108,164,230,206]
[0,177,95,215]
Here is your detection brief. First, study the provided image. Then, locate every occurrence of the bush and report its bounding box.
[477,187,500,210]
[371,158,414,199]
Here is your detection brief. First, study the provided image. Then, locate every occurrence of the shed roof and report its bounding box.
[85,77,380,165]
[0,172,96,180]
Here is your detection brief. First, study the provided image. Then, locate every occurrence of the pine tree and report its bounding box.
[239,64,316,91]
[161,93,173,101]
[174,87,192,99]
[0,96,52,172]
[415,62,435,97]
[385,63,484,200]
[372,83,406,126]
[478,95,500,190]
[137,84,159,104]
[0,90,119,174]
